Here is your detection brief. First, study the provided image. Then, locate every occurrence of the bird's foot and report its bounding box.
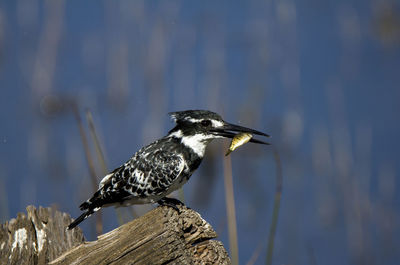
[157,197,185,213]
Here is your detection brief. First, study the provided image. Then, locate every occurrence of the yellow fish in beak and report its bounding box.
[225,133,253,156]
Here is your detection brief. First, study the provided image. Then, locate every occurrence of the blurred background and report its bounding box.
[1,0,400,264]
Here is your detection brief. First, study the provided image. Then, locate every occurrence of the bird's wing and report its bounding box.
[79,149,185,210]
[127,149,186,197]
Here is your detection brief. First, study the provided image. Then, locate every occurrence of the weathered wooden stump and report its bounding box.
[1,205,231,265]
[0,205,84,265]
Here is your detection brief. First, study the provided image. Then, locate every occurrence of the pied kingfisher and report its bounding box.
[68,110,270,229]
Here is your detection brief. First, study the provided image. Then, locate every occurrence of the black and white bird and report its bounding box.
[68,110,270,229]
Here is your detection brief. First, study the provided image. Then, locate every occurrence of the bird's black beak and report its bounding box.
[210,122,270,145]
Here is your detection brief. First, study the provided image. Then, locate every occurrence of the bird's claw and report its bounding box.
[157,197,184,213]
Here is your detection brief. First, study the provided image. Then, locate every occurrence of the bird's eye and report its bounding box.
[201,120,211,127]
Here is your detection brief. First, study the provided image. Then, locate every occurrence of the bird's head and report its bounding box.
[168,110,270,157]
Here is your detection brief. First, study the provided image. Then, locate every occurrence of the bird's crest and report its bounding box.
[169,110,223,123]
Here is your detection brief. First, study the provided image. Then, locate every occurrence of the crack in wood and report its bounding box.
[1,205,231,265]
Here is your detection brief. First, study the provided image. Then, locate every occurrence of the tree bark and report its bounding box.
[1,205,231,265]
[0,206,84,265]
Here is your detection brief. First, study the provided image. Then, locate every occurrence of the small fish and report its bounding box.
[225,133,253,156]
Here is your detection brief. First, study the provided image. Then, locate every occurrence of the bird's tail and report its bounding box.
[67,207,99,230]
[68,191,103,230]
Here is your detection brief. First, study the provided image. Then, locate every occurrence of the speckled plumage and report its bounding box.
[82,137,201,209]
[68,110,270,230]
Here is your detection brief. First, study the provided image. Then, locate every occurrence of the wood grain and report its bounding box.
[1,205,231,265]
[0,206,84,265]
